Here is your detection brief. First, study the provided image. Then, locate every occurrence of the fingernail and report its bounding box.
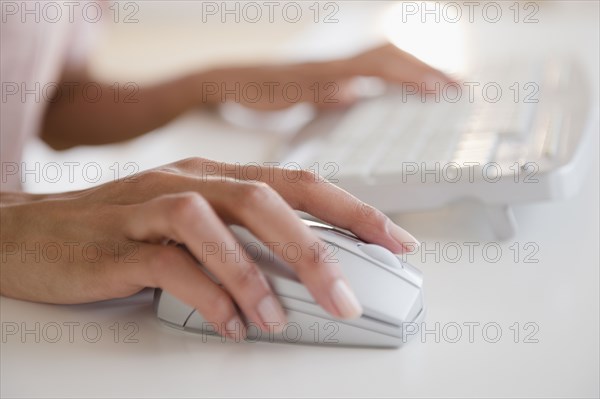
[330,279,363,319]
[225,316,245,340]
[257,296,286,332]
[387,220,420,253]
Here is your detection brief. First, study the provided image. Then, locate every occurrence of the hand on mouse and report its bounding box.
[0,158,419,338]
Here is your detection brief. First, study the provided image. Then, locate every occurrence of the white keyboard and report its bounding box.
[282,57,595,238]
[288,58,581,182]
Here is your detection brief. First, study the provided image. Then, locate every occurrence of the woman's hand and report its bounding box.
[41,43,451,149]
[0,158,419,338]
[344,43,451,85]
[197,43,453,110]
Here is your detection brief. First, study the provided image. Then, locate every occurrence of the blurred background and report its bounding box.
[23,0,599,194]
[25,1,600,192]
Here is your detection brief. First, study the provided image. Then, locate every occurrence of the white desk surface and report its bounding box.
[2,2,599,398]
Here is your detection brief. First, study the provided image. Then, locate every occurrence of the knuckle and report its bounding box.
[230,263,262,290]
[174,156,210,170]
[136,169,171,185]
[286,169,324,186]
[237,181,275,209]
[298,169,325,185]
[165,192,210,221]
[356,201,387,227]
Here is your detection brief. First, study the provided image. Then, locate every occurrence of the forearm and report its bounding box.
[0,191,46,205]
[40,72,206,150]
[40,61,353,150]
[39,44,446,150]
[0,195,38,299]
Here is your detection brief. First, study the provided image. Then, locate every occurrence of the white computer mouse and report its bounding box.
[154,219,425,348]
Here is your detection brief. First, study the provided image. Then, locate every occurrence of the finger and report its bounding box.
[123,192,287,332]
[198,179,363,320]
[122,175,363,320]
[356,43,454,86]
[115,168,402,319]
[116,165,418,252]
[398,48,455,84]
[273,171,419,254]
[171,160,419,254]
[117,241,244,339]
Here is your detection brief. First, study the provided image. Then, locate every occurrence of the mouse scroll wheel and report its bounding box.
[358,244,403,269]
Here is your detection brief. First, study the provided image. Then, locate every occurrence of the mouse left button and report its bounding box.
[154,289,195,328]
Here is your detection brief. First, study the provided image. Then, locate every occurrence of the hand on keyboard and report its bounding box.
[200,43,453,111]
[344,43,454,88]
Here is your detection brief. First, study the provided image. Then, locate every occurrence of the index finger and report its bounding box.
[173,159,419,254]
[271,169,420,254]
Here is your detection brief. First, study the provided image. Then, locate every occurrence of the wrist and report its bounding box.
[187,68,231,108]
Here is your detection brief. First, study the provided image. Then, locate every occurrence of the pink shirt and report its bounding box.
[1,1,100,191]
